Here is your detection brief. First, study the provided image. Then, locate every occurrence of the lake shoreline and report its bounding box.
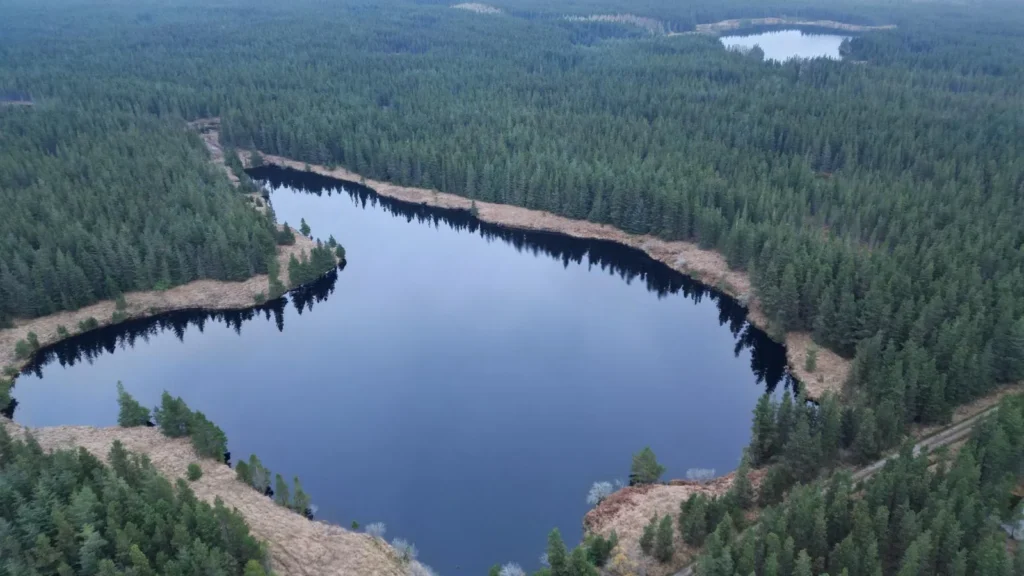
[0,120,340,384]
[0,418,411,576]
[245,148,848,400]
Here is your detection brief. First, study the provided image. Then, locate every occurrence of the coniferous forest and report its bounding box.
[2,0,1024,573]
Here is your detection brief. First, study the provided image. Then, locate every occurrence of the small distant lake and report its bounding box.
[720,29,850,61]
[15,166,791,574]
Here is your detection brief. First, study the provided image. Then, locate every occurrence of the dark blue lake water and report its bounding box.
[16,166,790,574]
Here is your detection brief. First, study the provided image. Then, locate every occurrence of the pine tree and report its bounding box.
[640,515,657,556]
[731,453,754,510]
[274,474,291,507]
[655,514,674,563]
[116,382,151,427]
[547,529,569,576]
[853,408,880,463]
[750,394,777,465]
[630,447,665,485]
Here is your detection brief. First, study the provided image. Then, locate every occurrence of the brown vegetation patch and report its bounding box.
[249,146,850,400]
[583,472,764,576]
[1,420,408,576]
[787,332,850,399]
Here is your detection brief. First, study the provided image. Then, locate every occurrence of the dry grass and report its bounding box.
[1,420,408,576]
[0,231,318,374]
[251,145,850,400]
[583,471,765,576]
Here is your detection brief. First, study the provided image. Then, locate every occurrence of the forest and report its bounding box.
[2,0,1024,572]
[0,425,272,576]
[694,395,1024,576]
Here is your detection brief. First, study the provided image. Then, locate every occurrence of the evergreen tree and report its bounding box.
[630,446,665,485]
[116,382,151,427]
[654,514,674,563]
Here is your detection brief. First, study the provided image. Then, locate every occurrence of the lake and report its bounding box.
[720,29,850,61]
[15,165,790,574]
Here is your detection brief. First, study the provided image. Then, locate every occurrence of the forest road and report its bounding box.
[671,405,999,576]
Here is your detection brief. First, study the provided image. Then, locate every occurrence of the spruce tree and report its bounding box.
[654,514,674,563]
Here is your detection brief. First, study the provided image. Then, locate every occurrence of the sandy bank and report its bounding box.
[1,419,409,576]
[246,149,848,400]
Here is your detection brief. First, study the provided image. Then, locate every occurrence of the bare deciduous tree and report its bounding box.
[685,468,716,484]
[365,522,387,539]
[587,481,614,506]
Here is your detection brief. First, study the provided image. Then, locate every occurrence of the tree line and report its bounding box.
[695,395,1024,576]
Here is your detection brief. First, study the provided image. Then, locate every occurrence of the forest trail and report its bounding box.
[232,135,850,402]
[0,122,324,376]
[0,419,410,576]
[668,390,1017,576]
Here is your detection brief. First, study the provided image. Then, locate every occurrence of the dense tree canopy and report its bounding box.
[3,0,1022,428]
[696,395,1024,576]
[0,426,271,576]
[0,108,277,325]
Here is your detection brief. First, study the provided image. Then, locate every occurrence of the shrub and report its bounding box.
[253,292,267,305]
[190,410,228,460]
[275,224,296,246]
[153,391,192,438]
[391,538,418,562]
[498,563,525,576]
[586,481,614,506]
[26,332,39,349]
[236,460,252,485]
[187,462,203,481]
[685,468,716,484]
[56,325,69,337]
[116,382,151,427]
[2,366,18,378]
[365,522,387,539]
[630,447,665,484]
[111,310,128,323]
[115,294,128,311]
[78,317,99,332]
[14,339,31,360]
[351,521,360,530]
[585,531,618,567]
[805,345,818,372]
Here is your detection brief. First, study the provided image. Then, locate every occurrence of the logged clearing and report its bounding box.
[565,14,667,35]
[693,17,896,34]
[249,145,849,401]
[1,420,410,576]
[451,3,502,14]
